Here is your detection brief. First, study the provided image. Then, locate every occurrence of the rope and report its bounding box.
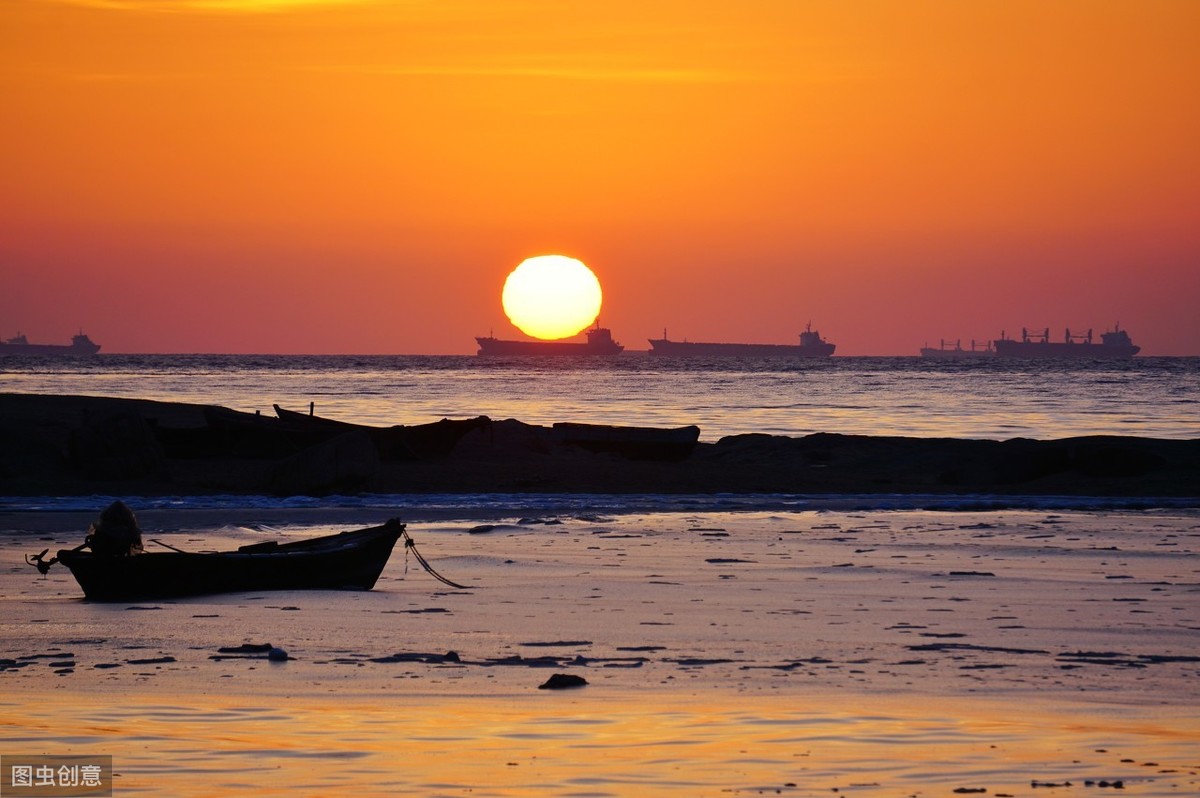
[149,538,187,553]
[401,530,470,590]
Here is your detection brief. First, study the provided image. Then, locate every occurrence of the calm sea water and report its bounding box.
[2,353,1197,441]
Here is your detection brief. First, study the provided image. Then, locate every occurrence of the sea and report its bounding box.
[2,353,1196,513]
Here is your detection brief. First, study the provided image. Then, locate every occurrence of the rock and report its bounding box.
[69,409,166,480]
[217,643,274,655]
[1071,441,1163,477]
[5,395,1200,497]
[537,673,588,690]
[269,429,379,496]
[268,647,289,662]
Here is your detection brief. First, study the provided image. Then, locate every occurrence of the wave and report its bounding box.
[4,492,1197,516]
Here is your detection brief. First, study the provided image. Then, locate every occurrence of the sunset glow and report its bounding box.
[1,0,1197,353]
[502,256,602,340]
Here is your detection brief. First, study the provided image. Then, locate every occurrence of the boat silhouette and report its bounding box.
[476,324,624,356]
[919,339,995,358]
[0,331,100,355]
[993,325,1140,359]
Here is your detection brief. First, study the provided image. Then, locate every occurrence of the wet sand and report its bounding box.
[2,508,1198,795]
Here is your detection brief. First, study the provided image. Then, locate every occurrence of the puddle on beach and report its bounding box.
[2,691,1197,796]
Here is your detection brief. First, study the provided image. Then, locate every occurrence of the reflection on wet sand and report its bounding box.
[3,692,1197,796]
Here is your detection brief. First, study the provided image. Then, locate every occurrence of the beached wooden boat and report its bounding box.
[51,520,408,601]
[273,405,490,460]
[552,422,700,461]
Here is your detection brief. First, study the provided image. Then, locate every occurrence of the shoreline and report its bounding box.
[3,493,1200,540]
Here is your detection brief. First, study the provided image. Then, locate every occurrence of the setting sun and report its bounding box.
[501,255,602,340]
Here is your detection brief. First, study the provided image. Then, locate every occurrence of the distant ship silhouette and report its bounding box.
[920,339,995,358]
[0,331,101,355]
[993,325,1140,359]
[648,323,835,357]
[475,324,624,356]
[918,325,1141,359]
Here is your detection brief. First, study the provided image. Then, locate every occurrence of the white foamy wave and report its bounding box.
[3,492,1196,517]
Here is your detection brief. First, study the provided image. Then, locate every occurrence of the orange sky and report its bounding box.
[2,0,1198,354]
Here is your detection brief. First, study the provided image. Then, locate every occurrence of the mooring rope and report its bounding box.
[402,530,470,590]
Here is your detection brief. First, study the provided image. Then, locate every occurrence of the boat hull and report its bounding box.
[648,339,835,357]
[272,405,489,460]
[552,422,700,461]
[57,521,406,601]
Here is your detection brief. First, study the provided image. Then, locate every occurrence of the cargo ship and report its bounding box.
[919,339,995,358]
[992,325,1140,359]
[648,323,835,357]
[476,324,624,356]
[0,331,101,355]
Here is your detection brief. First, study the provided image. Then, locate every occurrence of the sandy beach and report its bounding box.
[2,506,1197,795]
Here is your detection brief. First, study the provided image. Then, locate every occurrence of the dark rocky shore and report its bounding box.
[1,393,1197,498]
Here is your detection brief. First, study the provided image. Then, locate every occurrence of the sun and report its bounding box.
[502,255,602,340]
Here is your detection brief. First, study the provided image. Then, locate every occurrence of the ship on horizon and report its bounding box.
[0,331,101,356]
[648,323,835,357]
[475,323,624,356]
[920,338,995,358]
[992,325,1140,359]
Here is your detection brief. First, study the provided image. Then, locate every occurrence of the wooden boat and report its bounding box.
[49,519,408,601]
[272,405,490,460]
[552,422,700,461]
[171,405,487,462]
